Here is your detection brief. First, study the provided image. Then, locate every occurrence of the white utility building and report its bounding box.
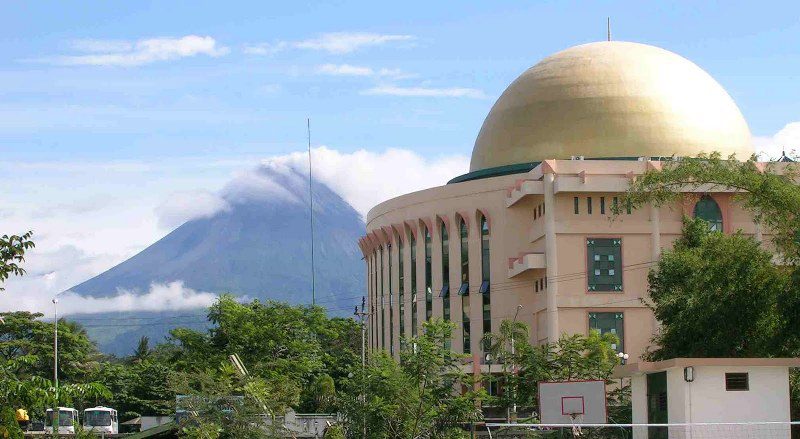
[615,358,800,439]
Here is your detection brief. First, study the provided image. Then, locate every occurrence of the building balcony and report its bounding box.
[508,252,546,278]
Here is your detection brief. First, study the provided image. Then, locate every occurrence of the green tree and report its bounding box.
[133,336,151,363]
[172,363,299,439]
[0,354,110,438]
[0,311,101,383]
[338,320,482,439]
[90,360,174,421]
[616,153,800,261]
[645,217,789,359]
[160,296,359,413]
[482,318,529,419]
[0,231,34,292]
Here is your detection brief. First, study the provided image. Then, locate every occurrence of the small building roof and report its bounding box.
[613,357,800,378]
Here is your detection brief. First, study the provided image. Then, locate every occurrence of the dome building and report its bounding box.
[357,41,763,370]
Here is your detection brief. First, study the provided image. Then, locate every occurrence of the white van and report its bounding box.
[84,406,119,434]
[45,407,78,434]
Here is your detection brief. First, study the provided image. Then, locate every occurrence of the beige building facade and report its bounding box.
[357,41,773,368]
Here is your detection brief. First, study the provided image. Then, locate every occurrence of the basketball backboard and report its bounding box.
[538,380,607,424]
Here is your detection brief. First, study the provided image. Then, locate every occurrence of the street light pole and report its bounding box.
[53,297,59,435]
[354,297,369,439]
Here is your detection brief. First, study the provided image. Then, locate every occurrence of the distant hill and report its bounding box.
[68,164,365,355]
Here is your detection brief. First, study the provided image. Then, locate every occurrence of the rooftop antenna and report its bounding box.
[607,17,612,41]
[307,118,316,306]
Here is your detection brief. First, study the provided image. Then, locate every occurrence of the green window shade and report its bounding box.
[589,312,624,353]
[693,195,723,232]
[587,238,622,291]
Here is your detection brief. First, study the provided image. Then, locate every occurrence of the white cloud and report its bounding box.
[315,64,412,78]
[317,64,375,76]
[245,32,414,56]
[294,32,414,54]
[753,121,800,160]
[55,281,218,315]
[242,42,288,56]
[155,190,230,229]
[39,35,229,67]
[221,163,305,206]
[268,146,469,216]
[363,85,487,99]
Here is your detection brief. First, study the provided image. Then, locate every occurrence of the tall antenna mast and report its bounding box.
[607,17,612,41]
[307,118,316,306]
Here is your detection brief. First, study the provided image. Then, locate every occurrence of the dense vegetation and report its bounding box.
[0,295,625,438]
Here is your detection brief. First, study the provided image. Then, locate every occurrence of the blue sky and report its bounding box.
[2,0,800,314]
[2,0,799,163]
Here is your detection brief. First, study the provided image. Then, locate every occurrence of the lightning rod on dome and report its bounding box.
[607,17,611,41]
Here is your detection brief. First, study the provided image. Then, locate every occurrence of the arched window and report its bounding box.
[440,222,450,323]
[480,216,491,351]
[379,247,385,350]
[459,218,470,354]
[398,235,404,341]
[410,230,418,336]
[424,226,432,321]
[694,195,723,232]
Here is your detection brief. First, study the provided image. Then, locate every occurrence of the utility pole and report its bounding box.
[53,297,59,435]
[354,297,369,439]
[307,118,316,306]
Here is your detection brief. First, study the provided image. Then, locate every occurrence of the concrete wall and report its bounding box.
[682,366,791,423]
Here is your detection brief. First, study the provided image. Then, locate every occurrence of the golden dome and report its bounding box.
[470,41,753,171]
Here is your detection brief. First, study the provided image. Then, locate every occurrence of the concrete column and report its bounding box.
[650,202,661,262]
[543,173,559,342]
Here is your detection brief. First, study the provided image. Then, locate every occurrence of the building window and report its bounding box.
[587,197,593,214]
[369,254,374,350]
[410,232,418,337]
[480,216,491,349]
[424,226,432,321]
[725,373,749,391]
[694,195,723,232]
[398,237,405,339]
[459,218,470,354]
[373,251,378,350]
[587,238,622,291]
[589,312,624,353]
[441,222,450,323]
[388,244,394,356]
[380,247,385,350]
[574,197,579,214]
[600,197,606,215]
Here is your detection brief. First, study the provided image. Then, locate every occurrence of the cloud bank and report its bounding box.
[753,122,800,160]
[40,35,229,66]
[363,85,487,99]
[244,32,414,55]
[266,146,469,217]
[56,281,218,315]
[155,190,231,229]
